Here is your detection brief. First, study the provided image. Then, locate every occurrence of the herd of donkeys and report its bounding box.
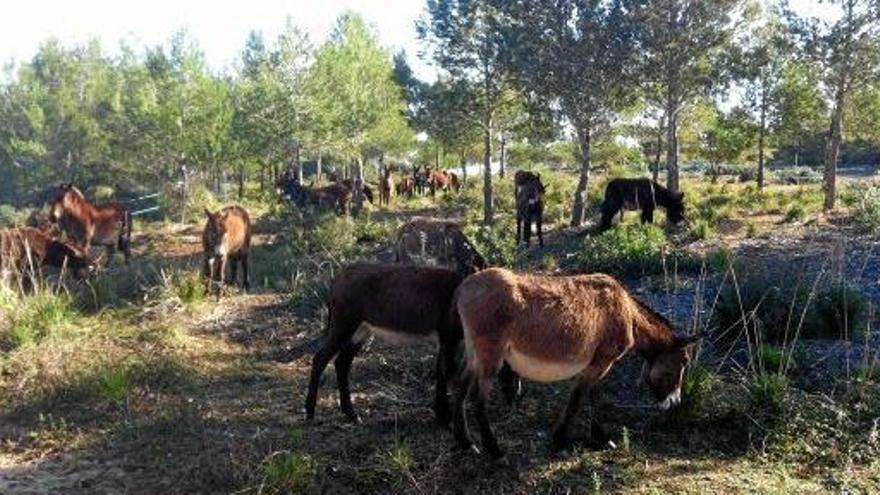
[3,172,693,458]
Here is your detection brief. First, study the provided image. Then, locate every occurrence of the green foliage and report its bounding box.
[0,289,76,349]
[714,269,867,344]
[850,185,880,231]
[262,451,318,493]
[678,364,719,418]
[577,224,669,277]
[95,364,132,403]
[813,283,867,339]
[755,345,785,374]
[747,373,789,416]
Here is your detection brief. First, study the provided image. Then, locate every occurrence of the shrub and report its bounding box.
[689,218,713,240]
[677,364,718,418]
[747,373,788,415]
[465,218,517,268]
[0,289,76,349]
[755,345,785,374]
[577,224,669,277]
[811,283,867,339]
[262,451,318,493]
[851,186,880,231]
[783,205,805,223]
[712,269,811,344]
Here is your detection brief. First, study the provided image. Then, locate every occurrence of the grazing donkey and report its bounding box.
[516,179,544,247]
[304,263,469,425]
[49,183,132,264]
[0,227,95,287]
[395,217,487,276]
[599,178,685,231]
[202,206,252,294]
[452,268,701,458]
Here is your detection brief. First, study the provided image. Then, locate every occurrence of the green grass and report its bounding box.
[577,223,671,277]
[0,289,77,349]
[262,451,318,494]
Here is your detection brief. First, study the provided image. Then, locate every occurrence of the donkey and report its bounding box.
[451,268,701,458]
[0,227,96,287]
[427,169,454,197]
[516,180,544,247]
[304,263,469,425]
[379,168,394,206]
[202,206,252,294]
[514,170,545,201]
[49,184,132,264]
[396,176,416,197]
[282,179,352,216]
[395,217,487,277]
[341,179,374,204]
[599,178,685,231]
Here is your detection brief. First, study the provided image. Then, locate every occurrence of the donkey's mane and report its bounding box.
[628,292,676,347]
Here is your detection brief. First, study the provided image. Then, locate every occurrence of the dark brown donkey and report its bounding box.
[0,227,95,287]
[599,178,685,231]
[516,179,544,247]
[49,184,132,264]
[452,268,701,458]
[305,263,469,425]
[202,206,252,293]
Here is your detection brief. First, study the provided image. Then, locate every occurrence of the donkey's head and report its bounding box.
[49,183,79,222]
[643,334,702,410]
[204,208,231,257]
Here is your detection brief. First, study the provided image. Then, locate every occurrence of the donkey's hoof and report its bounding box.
[451,441,477,454]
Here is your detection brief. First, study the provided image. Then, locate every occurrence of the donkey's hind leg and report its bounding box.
[472,374,503,459]
[304,333,346,420]
[335,340,364,423]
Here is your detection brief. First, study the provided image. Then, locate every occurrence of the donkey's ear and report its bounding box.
[678,192,685,200]
[204,207,213,218]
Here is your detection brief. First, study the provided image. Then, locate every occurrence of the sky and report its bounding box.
[0,0,838,84]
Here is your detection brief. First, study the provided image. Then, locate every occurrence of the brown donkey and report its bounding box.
[379,168,394,206]
[0,227,96,287]
[202,206,252,294]
[49,184,132,264]
[452,268,701,458]
[304,263,469,425]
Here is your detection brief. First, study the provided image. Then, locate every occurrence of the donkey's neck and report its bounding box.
[631,302,675,357]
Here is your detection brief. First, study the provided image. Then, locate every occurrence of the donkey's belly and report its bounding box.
[355,323,438,346]
[505,346,587,383]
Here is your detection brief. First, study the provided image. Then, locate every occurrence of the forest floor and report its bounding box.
[2,177,880,493]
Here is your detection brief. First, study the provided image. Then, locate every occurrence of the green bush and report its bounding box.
[713,270,866,344]
[0,290,77,349]
[677,364,718,418]
[851,186,880,231]
[755,345,785,374]
[812,283,867,339]
[747,373,789,416]
[577,224,669,277]
[262,451,318,493]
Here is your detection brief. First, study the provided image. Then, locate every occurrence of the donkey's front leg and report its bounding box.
[551,355,617,453]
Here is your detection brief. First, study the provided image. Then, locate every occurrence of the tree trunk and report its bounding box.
[483,120,494,224]
[435,147,441,171]
[757,82,767,192]
[237,163,245,200]
[295,146,303,184]
[499,135,507,179]
[824,93,845,211]
[570,127,592,227]
[460,151,467,184]
[653,115,664,183]
[665,107,680,194]
[316,151,323,185]
[353,157,365,215]
[259,163,266,192]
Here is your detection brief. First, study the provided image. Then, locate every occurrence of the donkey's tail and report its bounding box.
[118,207,132,263]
